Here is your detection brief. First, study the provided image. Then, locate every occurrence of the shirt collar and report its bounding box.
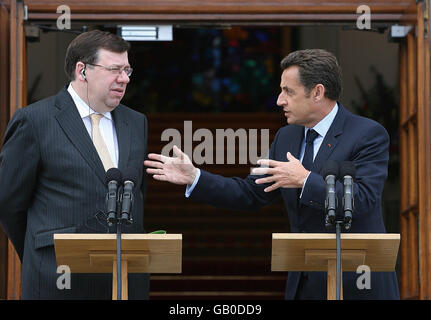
[305,102,338,139]
[67,83,112,121]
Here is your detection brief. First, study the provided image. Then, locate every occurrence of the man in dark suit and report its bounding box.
[144,49,400,299]
[0,30,149,299]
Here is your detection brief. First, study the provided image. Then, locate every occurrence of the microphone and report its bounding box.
[120,167,139,225]
[105,168,123,226]
[321,160,339,229]
[340,161,356,231]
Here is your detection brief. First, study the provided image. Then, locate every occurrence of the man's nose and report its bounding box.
[117,70,130,83]
[276,93,285,107]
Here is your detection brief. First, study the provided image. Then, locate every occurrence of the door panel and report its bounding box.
[399,1,431,300]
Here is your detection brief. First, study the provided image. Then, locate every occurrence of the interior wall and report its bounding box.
[297,26,399,109]
[26,31,75,103]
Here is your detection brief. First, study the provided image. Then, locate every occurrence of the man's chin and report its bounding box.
[106,99,121,110]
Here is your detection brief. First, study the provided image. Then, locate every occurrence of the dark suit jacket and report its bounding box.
[190,104,400,299]
[0,87,149,299]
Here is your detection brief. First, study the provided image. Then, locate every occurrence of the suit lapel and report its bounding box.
[54,88,106,185]
[112,106,131,173]
[311,104,346,174]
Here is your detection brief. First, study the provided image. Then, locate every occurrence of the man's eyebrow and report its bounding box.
[109,64,131,68]
[282,86,295,93]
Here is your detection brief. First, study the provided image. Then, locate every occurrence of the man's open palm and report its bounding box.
[144,145,197,185]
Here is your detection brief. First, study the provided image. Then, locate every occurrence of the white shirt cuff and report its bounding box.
[299,171,311,199]
[185,169,201,198]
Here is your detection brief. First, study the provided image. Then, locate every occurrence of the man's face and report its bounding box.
[85,49,130,113]
[277,66,320,128]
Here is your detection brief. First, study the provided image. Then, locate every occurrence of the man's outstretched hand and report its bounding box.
[144,145,197,185]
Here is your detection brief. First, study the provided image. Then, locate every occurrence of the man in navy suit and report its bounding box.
[0,30,149,299]
[144,49,400,299]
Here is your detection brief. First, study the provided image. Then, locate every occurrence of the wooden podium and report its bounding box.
[271,233,400,300]
[54,233,182,300]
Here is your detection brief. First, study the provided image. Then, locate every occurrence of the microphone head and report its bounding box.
[123,167,139,185]
[339,161,356,178]
[105,168,122,185]
[321,160,339,179]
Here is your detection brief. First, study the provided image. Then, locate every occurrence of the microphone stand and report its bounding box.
[108,172,135,300]
[116,218,122,300]
[116,189,123,300]
[327,202,354,300]
[325,189,342,300]
[114,186,133,300]
[324,177,341,300]
[326,215,343,300]
[105,169,134,300]
[335,220,342,300]
[323,160,354,300]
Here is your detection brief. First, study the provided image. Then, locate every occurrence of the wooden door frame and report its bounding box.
[399,0,431,300]
[415,1,431,300]
[3,0,26,300]
[19,0,418,23]
[0,0,11,301]
[0,0,427,300]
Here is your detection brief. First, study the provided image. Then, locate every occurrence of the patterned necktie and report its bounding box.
[302,129,319,170]
[90,113,114,171]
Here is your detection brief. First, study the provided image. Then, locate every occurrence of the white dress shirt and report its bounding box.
[67,84,119,167]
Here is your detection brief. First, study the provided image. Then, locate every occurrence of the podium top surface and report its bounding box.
[54,233,182,241]
[271,233,400,272]
[54,233,182,274]
[272,233,400,241]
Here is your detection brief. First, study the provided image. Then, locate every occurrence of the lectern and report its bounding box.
[271,233,400,300]
[54,233,182,300]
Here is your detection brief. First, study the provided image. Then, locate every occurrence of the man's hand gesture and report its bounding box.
[252,152,310,192]
[144,145,197,185]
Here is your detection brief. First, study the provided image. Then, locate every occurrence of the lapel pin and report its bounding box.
[328,143,331,148]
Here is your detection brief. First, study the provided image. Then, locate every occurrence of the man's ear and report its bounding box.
[75,62,87,82]
[313,84,325,101]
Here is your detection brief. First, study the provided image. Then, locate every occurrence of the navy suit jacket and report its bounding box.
[190,104,400,299]
[0,87,149,299]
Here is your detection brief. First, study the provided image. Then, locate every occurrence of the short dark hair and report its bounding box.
[64,30,130,81]
[280,49,342,101]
